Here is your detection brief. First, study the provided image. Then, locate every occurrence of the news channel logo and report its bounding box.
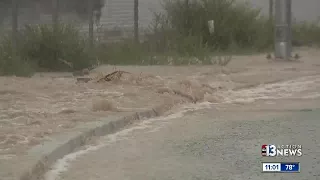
[261,144,302,157]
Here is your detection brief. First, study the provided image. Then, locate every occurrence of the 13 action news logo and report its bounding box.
[261,144,302,157]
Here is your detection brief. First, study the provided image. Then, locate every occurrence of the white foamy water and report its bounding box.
[219,75,320,103]
[44,102,212,180]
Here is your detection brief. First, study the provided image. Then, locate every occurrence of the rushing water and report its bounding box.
[45,74,320,180]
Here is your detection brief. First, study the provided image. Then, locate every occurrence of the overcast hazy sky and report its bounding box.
[244,0,320,22]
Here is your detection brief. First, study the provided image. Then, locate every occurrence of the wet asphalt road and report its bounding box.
[53,100,320,180]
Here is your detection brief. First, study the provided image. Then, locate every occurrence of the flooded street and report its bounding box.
[0,48,320,180]
[45,72,320,180]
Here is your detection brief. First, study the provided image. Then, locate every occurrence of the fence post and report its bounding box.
[52,0,59,63]
[134,0,139,43]
[11,0,18,54]
[286,0,292,56]
[269,0,274,46]
[269,0,273,22]
[52,0,59,27]
[88,0,94,48]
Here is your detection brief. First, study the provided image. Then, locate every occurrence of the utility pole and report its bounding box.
[274,0,292,60]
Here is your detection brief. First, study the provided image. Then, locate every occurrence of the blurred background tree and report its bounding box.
[0,0,105,25]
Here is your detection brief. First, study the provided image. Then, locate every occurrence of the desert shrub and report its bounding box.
[96,0,269,65]
[292,21,320,46]
[0,57,36,77]
[0,31,35,76]
[0,37,36,76]
[144,0,320,54]
[95,0,265,66]
[145,0,270,53]
[0,23,95,75]
[97,39,150,65]
[2,0,320,73]
[18,23,95,71]
[92,0,320,66]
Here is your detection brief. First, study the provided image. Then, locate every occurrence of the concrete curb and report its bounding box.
[19,103,174,180]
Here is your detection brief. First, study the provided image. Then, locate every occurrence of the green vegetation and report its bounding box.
[1,0,320,76]
[0,24,96,76]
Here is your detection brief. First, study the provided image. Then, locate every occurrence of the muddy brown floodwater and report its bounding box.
[0,47,319,160]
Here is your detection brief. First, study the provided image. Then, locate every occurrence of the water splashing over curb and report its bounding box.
[44,102,212,180]
[45,75,320,180]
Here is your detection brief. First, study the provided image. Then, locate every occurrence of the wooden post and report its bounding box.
[52,0,59,26]
[88,0,94,48]
[134,0,139,43]
[12,0,18,53]
[269,0,274,22]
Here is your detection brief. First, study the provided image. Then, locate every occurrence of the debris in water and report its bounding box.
[266,53,272,60]
[76,77,92,83]
[96,70,131,83]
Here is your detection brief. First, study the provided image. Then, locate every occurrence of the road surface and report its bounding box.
[45,75,320,180]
